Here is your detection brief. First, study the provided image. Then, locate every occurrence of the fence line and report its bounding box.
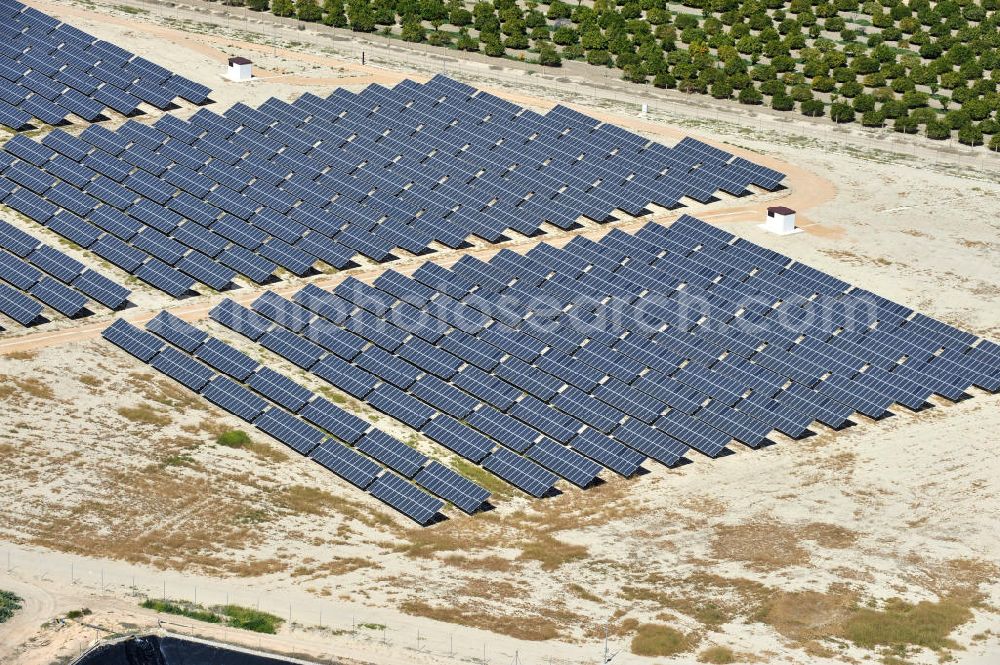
[7,549,611,665]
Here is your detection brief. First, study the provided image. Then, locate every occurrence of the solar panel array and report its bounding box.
[101,313,491,524]
[0,1,210,130]
[211,295,564,498]
[0,218,129,326]
[0,74,783,297]
[204,214,999,498]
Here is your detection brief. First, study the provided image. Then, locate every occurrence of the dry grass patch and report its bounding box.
[129,372,205,411]
[711,518,861,571]
[762,589,858,642]
[800,522,858,549]
[567,583,603,604]
[843,596,976,652]
[711,518,811,570]
[517,533,588,571]
[630,623,698,657]
[290,557,375,579]
[698,646,737,663]
[400,600,564,641]
[440,554,513,572]
[0,374,55,400]
[276,485,344,517]
[4,350,37,360]
[118,403,172,427]
[624,573,777,630]
[78,374,104,388]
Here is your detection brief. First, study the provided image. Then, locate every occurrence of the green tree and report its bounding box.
[957,124,983,145]
[989,133,1000,151]
[538,42,562,67]
[323,0,347,26]
[925,120,951,139]
[450,6,472,25]
[547,0,572,19]
[894,115,918,133]
[801,98,825,116]
[771,92,795,111]
[401,13,426,41]
[456,27,479,51]
[247,0,270,10]
[483,36,505,57]
[738,85,763,104]
[421,0,448,23]
[830,102,855,122]
[861,109,885,126]
[587,49,612,66]
[710,79,733,99]
[347,0,376,31]
[295,0,323,21]
[272,0,294,16]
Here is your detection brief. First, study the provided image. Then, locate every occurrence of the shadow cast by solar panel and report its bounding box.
[517,227,549,239]
[665,456,694,470]
[476,501,497,513]
[217,281,242,293]
[424,511,449,526]
[900,401,935,413]
[173,288,201,300]
[259,274,283,286]
[823,418,858,432]
[300,266,324,278]
[943,391,974,403]
[540,485,564,499]
[710,446,737,458]
[24,314,49,327]
[748,437,780,449]
[584,475,608,489]
[194,97,216,107]
[68,306,96,320]
[860,410,896,422]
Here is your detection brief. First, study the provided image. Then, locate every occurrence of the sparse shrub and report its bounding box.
[216,430,252,448]
[698,645,736,663]
[631,623,696,656]
[0,591,22,624]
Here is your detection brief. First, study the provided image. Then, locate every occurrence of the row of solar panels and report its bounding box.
[0,1,211,130]
[195,215,999,487]
[210,296,597,492]
[101,314,493,525]
[0,218,129,326]
[0,75,783,297]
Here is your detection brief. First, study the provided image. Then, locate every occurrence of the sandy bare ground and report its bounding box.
[1,3,999,665]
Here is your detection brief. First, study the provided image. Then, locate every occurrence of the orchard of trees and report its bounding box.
[219,0,1000,149]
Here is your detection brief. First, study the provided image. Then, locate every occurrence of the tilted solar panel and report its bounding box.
[481,448,557,498]
[309,439,381,489]
[101,318,162,361]
[413,460,490,514]
[367,472,443,525]
[253,407,327,455]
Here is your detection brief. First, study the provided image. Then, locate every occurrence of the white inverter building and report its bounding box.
[227,57,252,82]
